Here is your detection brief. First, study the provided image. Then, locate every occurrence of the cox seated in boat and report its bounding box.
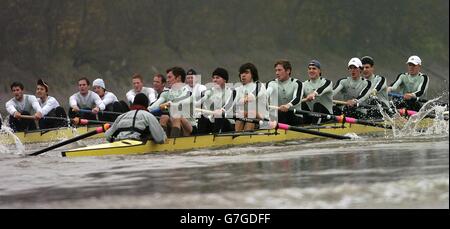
[232,63,269,132]
[5,82,43,132]
[68,77,106,121]
[332,57,372,119]
[92,78,129,122]
[266,60,303,126]
[388,55,429,112]
[35,79,68,129]
[148,67,197,138]
[196,67,235,134]
[105,93,167,143]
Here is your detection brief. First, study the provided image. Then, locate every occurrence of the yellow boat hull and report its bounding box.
[0,126,104,145]
[62,123,384,157]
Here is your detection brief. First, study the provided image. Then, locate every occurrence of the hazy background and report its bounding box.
[1,0,448,116]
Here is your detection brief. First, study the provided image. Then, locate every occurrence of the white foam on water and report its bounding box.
[0,125,25,155]
[381,97,449,138]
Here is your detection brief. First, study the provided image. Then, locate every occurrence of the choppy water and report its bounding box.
[0,133,448,209]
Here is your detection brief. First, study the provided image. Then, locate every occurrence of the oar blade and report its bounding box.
[28,124,111,156]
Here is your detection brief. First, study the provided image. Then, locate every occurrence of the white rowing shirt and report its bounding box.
[6,94,42,116]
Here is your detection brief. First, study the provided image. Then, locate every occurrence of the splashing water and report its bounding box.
[0,125,25,155]
[380,97,449,138]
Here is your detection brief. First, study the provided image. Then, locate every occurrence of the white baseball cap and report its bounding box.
[406,55,422,65]
[92,78,106,89]
[348,57,362,68]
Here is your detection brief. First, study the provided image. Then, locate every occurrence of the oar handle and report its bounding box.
[20,115,69,121]
[79,109,123,116]
[28,123,111,156]
[333,100,348,105]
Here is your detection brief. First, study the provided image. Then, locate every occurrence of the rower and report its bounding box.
[5,82,42,132]
[126,73,157,107]
[35,79,68,129]
[92,78,129,121]
[266,60,303,126]
[148,67,196,137]
[360,56,393,117]
[302,60,334,124]
[105,93,166,143]
[388,55,429,112]
[197,67,235,134]
[68,77,105,121]
[333,57,372,119]
[152,73,169,104]
[185,68,207,101]
[233,63,268,131]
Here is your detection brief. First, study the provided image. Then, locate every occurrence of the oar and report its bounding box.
[79,109,123,116]
[398,108,449,119]
[28,123,111,156]
[21,115,108,126]
[291,109,392,129]
[21,115,69,122]
[195,108,352,140]
[276,123,352,140]
[73,118,110,125]
[389,92,448,106]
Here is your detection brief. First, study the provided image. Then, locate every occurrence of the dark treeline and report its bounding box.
[0,0,448,114]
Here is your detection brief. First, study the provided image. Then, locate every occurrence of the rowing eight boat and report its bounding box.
[62,122,385,157]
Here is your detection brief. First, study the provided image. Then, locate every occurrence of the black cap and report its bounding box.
[133,93,149,107]
[37,79,49,92]
[361,56,374,66]
[212,67,229,82]
[186,68,197,75]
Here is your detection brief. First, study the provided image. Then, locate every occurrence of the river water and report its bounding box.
[0,126,448,209]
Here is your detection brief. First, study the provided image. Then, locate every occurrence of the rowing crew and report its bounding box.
[2,55,434,142]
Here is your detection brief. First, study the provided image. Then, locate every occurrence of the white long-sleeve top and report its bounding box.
[69,91,105,110]
[126,87,157,105]
[6,94,42,115]
[38,96,60,116]
[185,84,207,101]
[99,91,119,106]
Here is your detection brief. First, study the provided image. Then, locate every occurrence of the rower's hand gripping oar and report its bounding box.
[196,108,352,140]
[27,123,111,156]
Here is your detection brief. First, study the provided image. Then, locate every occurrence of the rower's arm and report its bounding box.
[389,73,404,92]
[315,78,333,96]
[69,94,78,109]
[148,92,167,111]
[104,113,125,142]
[355,80,372,104]
[412,74,429,98]
[5,99,18,116]
[41,97,60,116]
[126,90,135,105]
[145,114,167,144]
[93,93,106,111]
[30,96,43,114]
[102,92,118,107]
[146,88,157,104]
[373,76,387,92]
[332,78,345,97]
[287,80,303,107]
